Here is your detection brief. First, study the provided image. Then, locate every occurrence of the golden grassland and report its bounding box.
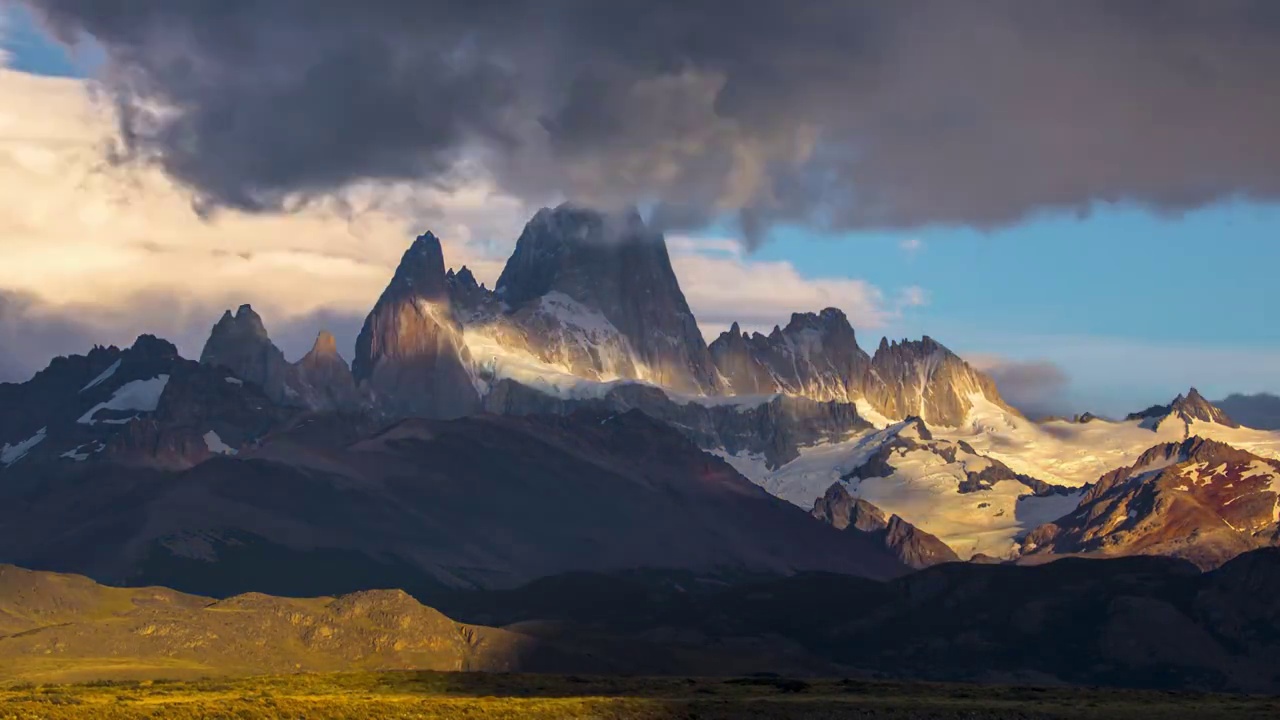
[1,671,1278,719]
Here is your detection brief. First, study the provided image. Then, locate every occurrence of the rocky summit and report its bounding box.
[1127,387,1241,429]
[494,204,721,394]
[352,232,480,419]
[710,311,1016,427]
[811,482,960,569]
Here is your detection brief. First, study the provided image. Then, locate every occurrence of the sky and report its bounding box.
[1,2,1278,418]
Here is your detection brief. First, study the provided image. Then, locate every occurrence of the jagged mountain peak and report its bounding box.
[206,305,269,347]
[386,232,449,301]
[129,334,180,361]
[306,330,341,360]
[873,334,946,360]
[495,203,665,307]
[786,307,850,330]
[710,305,870,401]
[352,232,479,418]
[493,203,719,394]
[864,335,1017,426]
[1127,387,1239,428]
[811,483,960,569]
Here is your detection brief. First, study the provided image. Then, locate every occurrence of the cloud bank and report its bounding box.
[21,0,1280,245]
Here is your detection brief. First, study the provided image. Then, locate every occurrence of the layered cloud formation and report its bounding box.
[20,0,1280,244]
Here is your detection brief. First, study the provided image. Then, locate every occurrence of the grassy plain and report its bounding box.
[1,671,1278,720]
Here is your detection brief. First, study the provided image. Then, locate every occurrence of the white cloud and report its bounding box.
[0,69,912,373]
[899,237,924,256]
[667,235,906,338]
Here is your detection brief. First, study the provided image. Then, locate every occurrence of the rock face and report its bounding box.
[811,483,960,569]
[709,309,870,400]
[1022,437,1280,568]
[864,336,1016,426]
[293,331,362,411]
[1126,387,1239,429]
[199,305,293,405]
[710,311,1016,427]
[493,204,720,394]
[200,307,362,412]
[352,233,480,419]
[483,378,870,468]
[812,484,888,533]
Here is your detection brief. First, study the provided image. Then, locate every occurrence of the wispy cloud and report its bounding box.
[896,286,928,309]
[899,237,924,257]
[666,234,916,338]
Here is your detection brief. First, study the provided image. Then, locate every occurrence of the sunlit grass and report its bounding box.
[0,671,1277,719]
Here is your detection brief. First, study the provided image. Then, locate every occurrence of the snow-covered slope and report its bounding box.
[935,394,1280,487]
[718,418,1081,559]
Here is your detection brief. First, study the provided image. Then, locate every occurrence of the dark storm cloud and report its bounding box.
[22,0,1280,243]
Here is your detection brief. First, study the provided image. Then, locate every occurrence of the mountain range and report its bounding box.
[2,202,1279,690]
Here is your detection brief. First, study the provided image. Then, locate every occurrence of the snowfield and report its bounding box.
[935,395,1280,487]
[717,419,1085,559]
[1,427,47,466]
[77,375,170,425]
[718,395,1280,560]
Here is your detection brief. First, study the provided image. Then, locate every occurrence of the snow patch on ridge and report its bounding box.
[1,427,47,466]
[80,359,121,392]
[77,375,170,425]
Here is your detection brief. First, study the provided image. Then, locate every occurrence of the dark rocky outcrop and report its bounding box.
[293,331,363,411]
[199,308,362,413]
[811,483,960,569]
[199,305,293,405]
[352,233,480,420]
